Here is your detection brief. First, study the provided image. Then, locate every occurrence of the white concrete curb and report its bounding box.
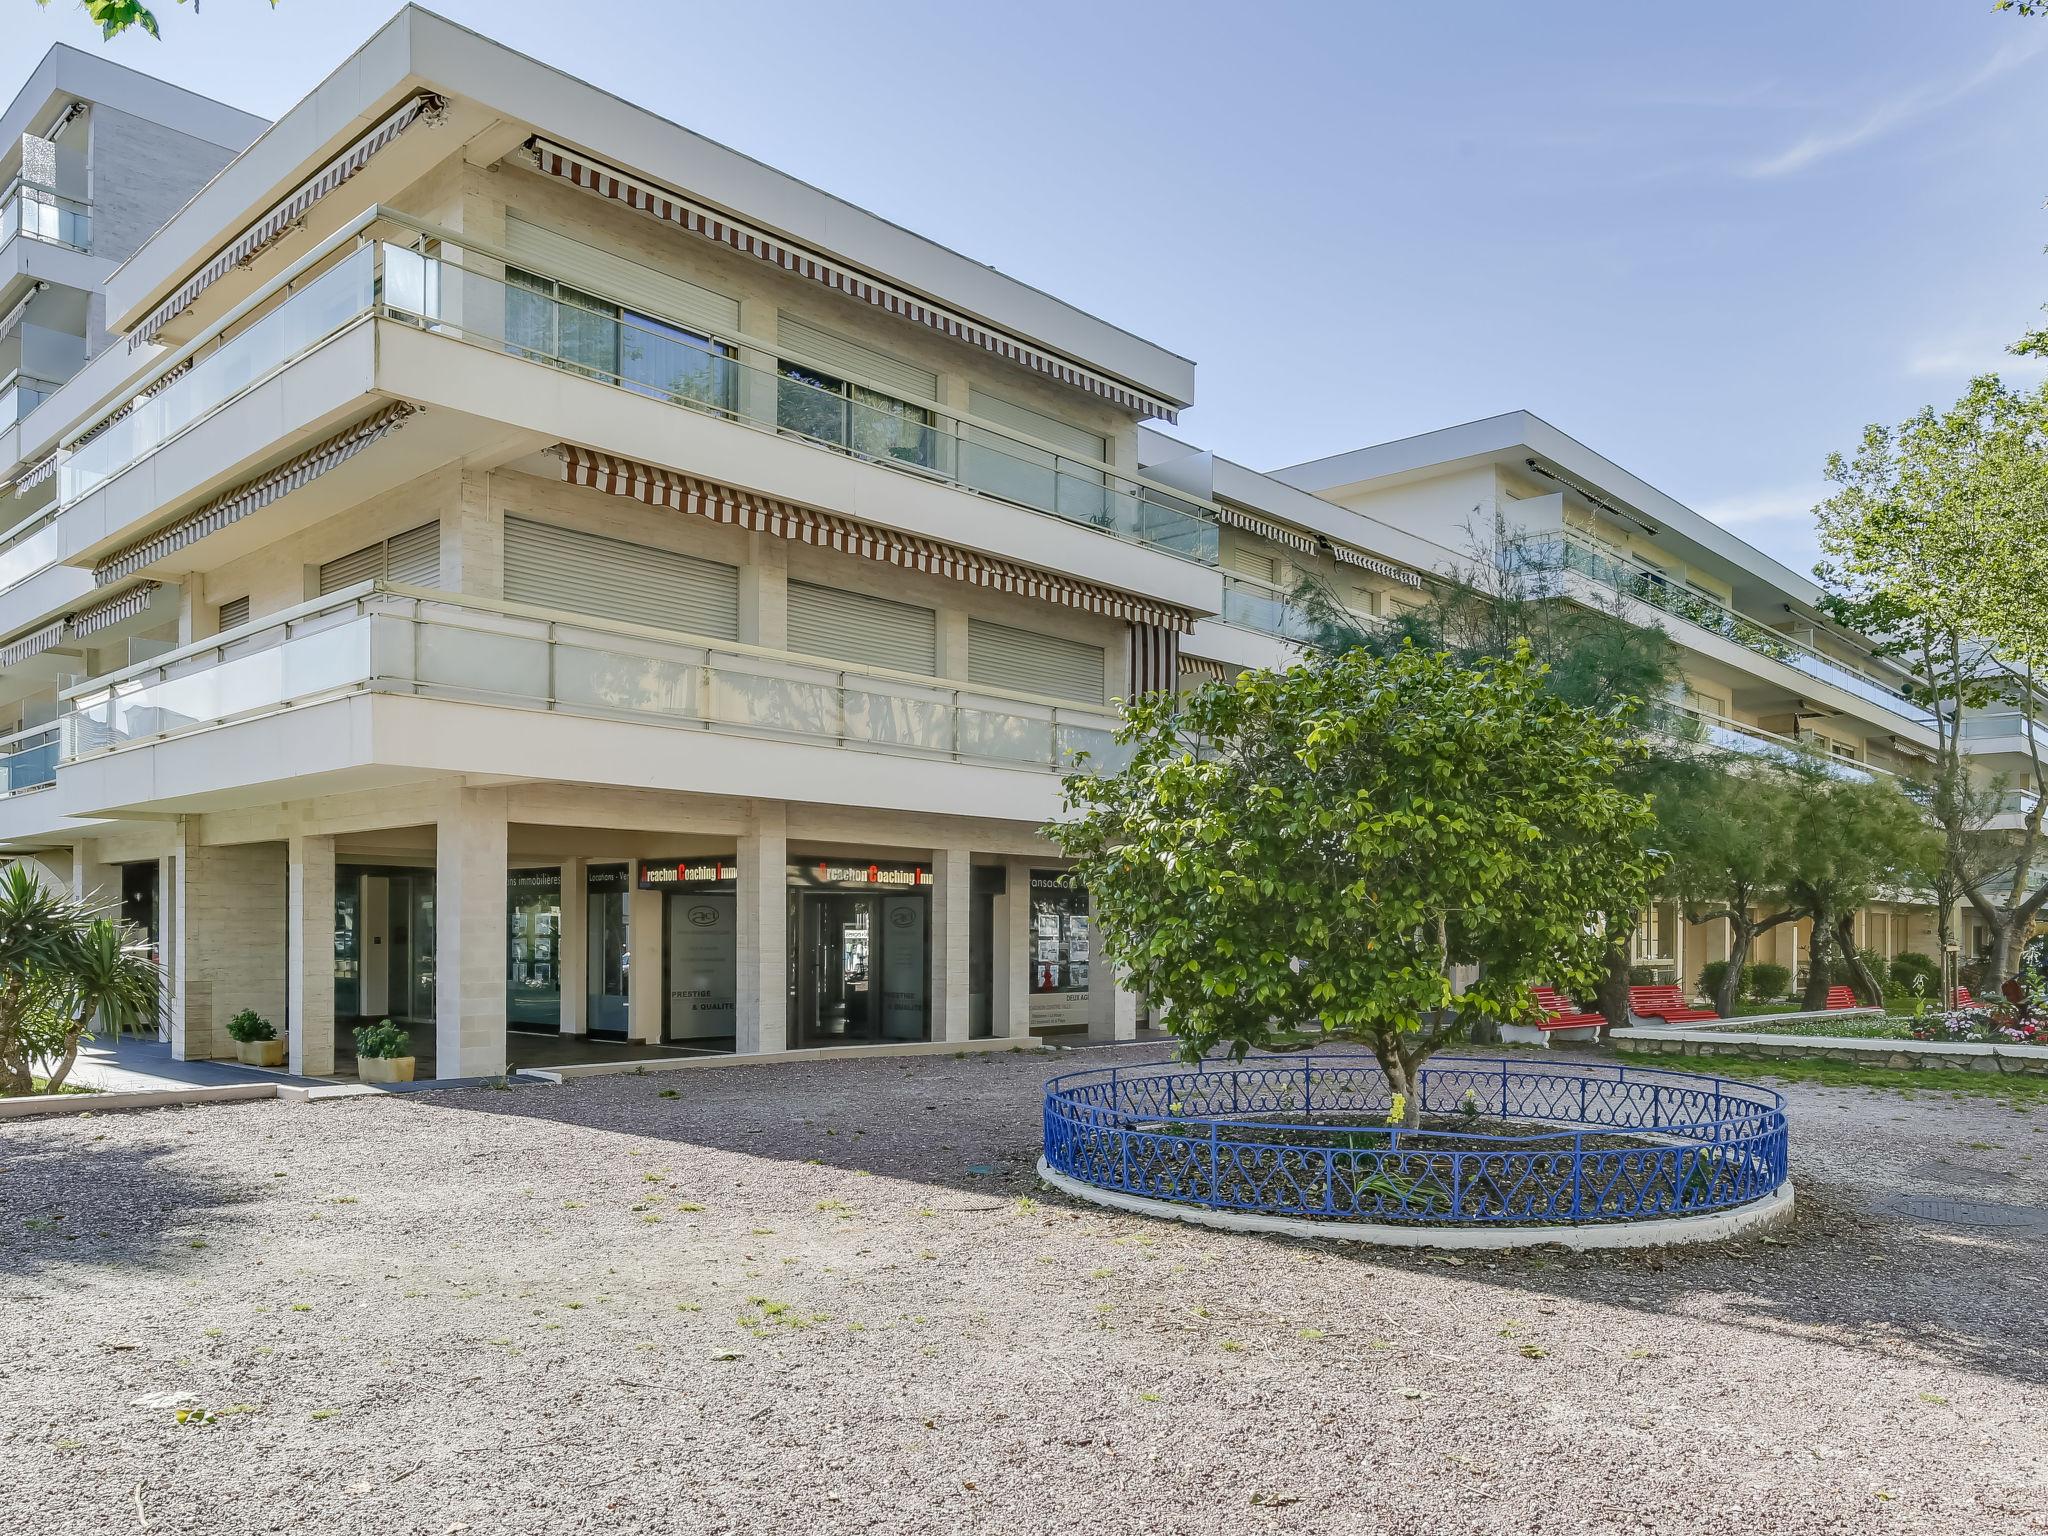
[0,1083,286,1119]
[1036,1157,1795,1252]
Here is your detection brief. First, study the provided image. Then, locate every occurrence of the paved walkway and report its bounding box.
[64,1036,327,1094]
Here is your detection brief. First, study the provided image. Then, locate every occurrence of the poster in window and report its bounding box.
[1029,870,1090,995]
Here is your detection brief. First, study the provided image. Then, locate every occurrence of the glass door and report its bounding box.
[507,868,562,1033]
[794,890,929,1047]
[587,863,630,1038]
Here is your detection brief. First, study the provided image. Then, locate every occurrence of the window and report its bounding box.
[967,620,1106,705]
[507,267,734,410]
[776,313,938,470]
[1029,871,1090,995]
[318,523,439,594]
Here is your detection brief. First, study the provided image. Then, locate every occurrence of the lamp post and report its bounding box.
[1942,941,1960,1012]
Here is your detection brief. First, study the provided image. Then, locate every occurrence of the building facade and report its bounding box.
[0,12,2012,1082]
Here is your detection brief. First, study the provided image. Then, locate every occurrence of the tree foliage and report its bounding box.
[0,863,160,1095]
[1816,374,2048,979]
[1049,643,1661,1124]
[32,0,277,40]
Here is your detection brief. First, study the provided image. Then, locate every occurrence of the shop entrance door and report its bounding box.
[793,889,931,1047]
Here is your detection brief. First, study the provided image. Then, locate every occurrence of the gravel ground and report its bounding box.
[2,1044,2043,1536]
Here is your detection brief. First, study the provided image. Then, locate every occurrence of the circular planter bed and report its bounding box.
[1040,1055,1791,1250]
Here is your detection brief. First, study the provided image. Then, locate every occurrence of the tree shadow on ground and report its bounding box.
[0,1127,250,1281]
[418,1042,2046,1391]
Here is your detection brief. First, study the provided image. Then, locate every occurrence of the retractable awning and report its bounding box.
[1214,504,1314,554]
[529,138,1183,424]
[1331,543,1423,588]
[93,403,416,585]
[557,445,1194,634]
[128,94,445,350]
[71,581,164,637]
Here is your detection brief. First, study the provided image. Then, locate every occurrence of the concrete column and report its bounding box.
[176,572,211,646]
[739,534,788,651]
[1086,887,1137,1043]
[287,833,336,1076]
[628,879,663,1045]
[70,841,117,917]
[442,469,505,600]
[435,791,508,1079]
[170,827,286,1061]
[734,295,779,433]
[929,848,973,1044]
[1004,857,1033,1041]
[936,609,972,681]
[558,856,587,1036]
[736,803,787,1054]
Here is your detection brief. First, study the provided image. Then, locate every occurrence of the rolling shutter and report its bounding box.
[1227,542,1280,585]
[505,215,740,337]
[967,388,1106,467]
[503,516,739,639]
[967,618,1105,705]
[786,581,937,675]
[778,312,936,402]
[318,521,439,594]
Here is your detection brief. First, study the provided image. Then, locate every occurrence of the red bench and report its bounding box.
[1531,986,1607,1031]
[1955,986,1975,1008]
[1824,986,1858,1011]
[1627,984,1721,1024]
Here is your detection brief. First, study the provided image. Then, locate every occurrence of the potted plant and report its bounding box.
[352,1019,415,1084]
[226,1008,284,1067]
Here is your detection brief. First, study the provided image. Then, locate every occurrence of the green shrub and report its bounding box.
[1742,962,1790,1000]
[226,1009,275,1044]
[1697,960,1732,1000]
[351,1020,411,1060]
[1887,951,1939,995]
[1626,964,1667,986]
[1828,946,1888,988]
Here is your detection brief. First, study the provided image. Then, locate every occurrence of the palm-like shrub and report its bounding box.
[0,864,162,1095]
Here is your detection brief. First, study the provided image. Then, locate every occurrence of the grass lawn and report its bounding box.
[1670,1049,2048,1107]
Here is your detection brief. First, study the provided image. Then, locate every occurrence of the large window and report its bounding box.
[1029,871,1090,995]
[507,268,733,410]
[776,360,936,470]
[507,868,562,1033]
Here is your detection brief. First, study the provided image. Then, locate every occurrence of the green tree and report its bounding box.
[32,0,275,40]
[1656,757,1803,1018]
[1816,375,2048,980]
[0,863,160,1095]
[1775,760,1941,1009]
[1049,643,1662,1126]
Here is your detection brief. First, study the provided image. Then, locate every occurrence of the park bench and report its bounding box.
[1627,984,1721,1025]
[1955,986,1975,1008]
[1824,985,1858,1011]
[1499,985,1608,1046]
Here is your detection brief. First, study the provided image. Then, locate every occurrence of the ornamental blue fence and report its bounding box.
[1041,1055,1789,1226]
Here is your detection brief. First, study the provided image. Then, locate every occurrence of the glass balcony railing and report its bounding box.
[379,244,1217,564]
[1,374,58,425]
[1544,534,1929,723]
[0,513,61,590]
[0,724,58,795]
[1218,573,1321,644]
[53,234,1216,567]
[1960,712,2045,748]
[60,243,378,506]
[1668,704,1882,782]
[0,182,91,250]
[61,585,1133,778]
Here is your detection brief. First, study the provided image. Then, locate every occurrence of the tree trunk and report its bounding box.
[1370,1030,1424,1129]
[1715,924,1753,1018]
[1595,942,1632,1028]
[1834,914,1884,1006]
[1800,912,1834,1012]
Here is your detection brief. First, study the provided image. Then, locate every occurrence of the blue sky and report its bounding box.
[12,0,2046,576]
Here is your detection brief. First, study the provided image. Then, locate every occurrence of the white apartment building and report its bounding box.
[0,12,2008,1084]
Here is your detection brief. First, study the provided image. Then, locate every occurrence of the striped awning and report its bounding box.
[1331,543,1423,588]
[74,357,195,448]
[71,581,164,638]
[529,138,1183,425]
[128,94,444,351]
[0,618,67,669]
[1179,656,1230,682]
[94,403,416,585]
[0,281,47,340]
[1128,623,1181,697]
[558,445,1194,633]
[1215,504,1315,555]
[14,449,60,494]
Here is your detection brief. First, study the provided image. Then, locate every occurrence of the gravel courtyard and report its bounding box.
[3,1045,2042,1536]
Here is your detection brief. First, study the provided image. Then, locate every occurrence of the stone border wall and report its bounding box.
[1614,1028,2048,1076]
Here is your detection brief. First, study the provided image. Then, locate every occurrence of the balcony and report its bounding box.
[1671,705,1883,782]
[1218,573,1320,644]
[0,180,92,252]
[0,511,61,590]
[55,228,1217,575]
[0,723,57,797]
[1545,534,1929,725]
[1,374,59,426]
[60,584,1132,785]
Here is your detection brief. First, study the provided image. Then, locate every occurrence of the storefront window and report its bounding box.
[588,864,631,1037]
[507,868,562,1033]
[1030,871,1090,995]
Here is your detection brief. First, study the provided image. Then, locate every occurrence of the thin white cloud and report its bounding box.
[1746,32,2047,179]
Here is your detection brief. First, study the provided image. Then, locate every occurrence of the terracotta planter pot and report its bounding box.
[357,1055,416,1084]
[236,1039,285,1067]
